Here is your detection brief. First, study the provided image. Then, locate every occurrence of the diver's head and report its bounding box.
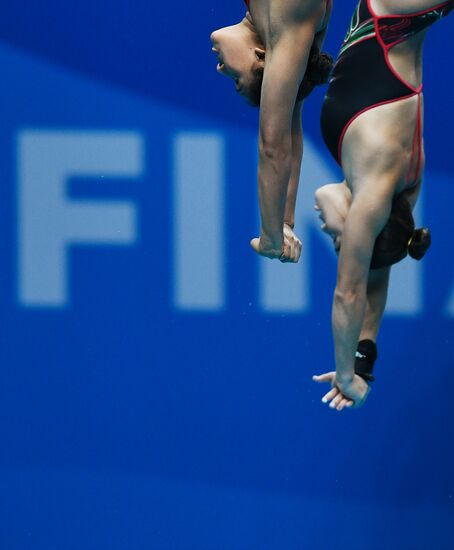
[210,19,266,104]
[315,186,431,268]
[371,194,431,269]
[211,22,333,106]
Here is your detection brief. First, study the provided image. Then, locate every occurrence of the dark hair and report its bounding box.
[370,194,431,270]
[245,47,333,107]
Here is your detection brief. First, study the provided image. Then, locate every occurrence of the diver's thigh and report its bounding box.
[341,95,421,191]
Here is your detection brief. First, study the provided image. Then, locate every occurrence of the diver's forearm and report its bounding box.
[333,286,367,382]
[283,137,303,228]
[258,149,293,246]
[284,103,303,228]
[283,166,300,229]
[360,267,390,342]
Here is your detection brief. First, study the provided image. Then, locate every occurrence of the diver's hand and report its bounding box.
[283,223,302,263]
[312,372,371,410]
[250,224,301,262]
[250,234,283,260]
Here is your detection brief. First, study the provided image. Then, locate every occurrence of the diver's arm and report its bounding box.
[284,101,303,229]
[255,27,315,255]
[282,1,332,231]
[359,180,420,341]
[312,0,332,51]
[360,266,391,342]
[333,187,392,388]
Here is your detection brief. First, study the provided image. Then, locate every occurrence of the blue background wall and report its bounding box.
[0,2,453,549]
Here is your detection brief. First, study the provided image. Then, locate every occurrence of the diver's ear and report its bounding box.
[254,48,266,63]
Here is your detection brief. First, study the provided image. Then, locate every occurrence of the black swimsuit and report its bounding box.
[321,0,453,182]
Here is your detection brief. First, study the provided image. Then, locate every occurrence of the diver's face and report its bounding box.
[210,25,263,99]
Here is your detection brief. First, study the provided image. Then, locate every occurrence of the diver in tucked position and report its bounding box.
[312,0,452,410]
[211,0,332,263]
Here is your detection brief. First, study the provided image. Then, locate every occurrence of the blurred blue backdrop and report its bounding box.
[0,2,453,549]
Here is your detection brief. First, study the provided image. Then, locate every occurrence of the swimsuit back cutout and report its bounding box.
[344,0,453,54]
[320,0,453,174]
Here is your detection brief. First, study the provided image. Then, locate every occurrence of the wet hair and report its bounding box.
[370,194,431,270]
[245,47,333,107]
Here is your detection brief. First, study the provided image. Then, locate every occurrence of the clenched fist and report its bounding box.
[250,224,302,263]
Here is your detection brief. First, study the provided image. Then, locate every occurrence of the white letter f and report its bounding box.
[18,130,143,308]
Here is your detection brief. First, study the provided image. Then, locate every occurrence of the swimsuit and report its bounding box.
[320,0,453,182]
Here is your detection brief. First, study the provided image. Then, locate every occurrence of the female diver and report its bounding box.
[210,0,332,262]
[312,0,452,410]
